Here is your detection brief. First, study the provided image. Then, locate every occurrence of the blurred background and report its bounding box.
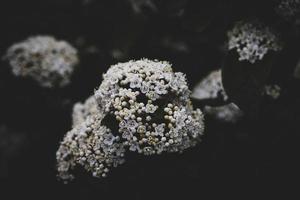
[0,0,299,199]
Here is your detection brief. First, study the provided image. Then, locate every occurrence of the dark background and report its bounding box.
[0,0,299,199]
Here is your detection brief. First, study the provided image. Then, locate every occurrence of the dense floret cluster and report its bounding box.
[57,59,204,181]
[56,109,126,181]
[72,96,99,127]
[4,36,79,88]
[227,21,282,64]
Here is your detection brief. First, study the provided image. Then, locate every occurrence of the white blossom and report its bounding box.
[227,21,282,64]
[56,59,204,182]
[72,96,99,127]
[4,36,79,88]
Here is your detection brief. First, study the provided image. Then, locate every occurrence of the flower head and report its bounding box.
[95,59,204,154]
[57,59,204,182]
[227,21,282,64]
[4,36,79,88]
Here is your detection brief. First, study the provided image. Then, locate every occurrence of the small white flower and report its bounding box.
[126,119,139,129]
[154,124,165,136]
[103,133,116,146]
[145,104,157,113]
[140,82,150,93]
[122,130,133,140]
[129,75,142,88]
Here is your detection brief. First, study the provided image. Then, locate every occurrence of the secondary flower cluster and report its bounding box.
[227,21,282,64]
[72,95,99,127]
[4,36,79,88]
[57,59,204,181]
[56,104,126,181]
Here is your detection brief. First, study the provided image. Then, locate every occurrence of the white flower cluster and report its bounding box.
[4,36,79,88]
[227,21,282,64]
[276,0,300,19]
[72,96,99,127]
[56,111,126,181]
[57,59,204,182]
[191,70,228,101]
